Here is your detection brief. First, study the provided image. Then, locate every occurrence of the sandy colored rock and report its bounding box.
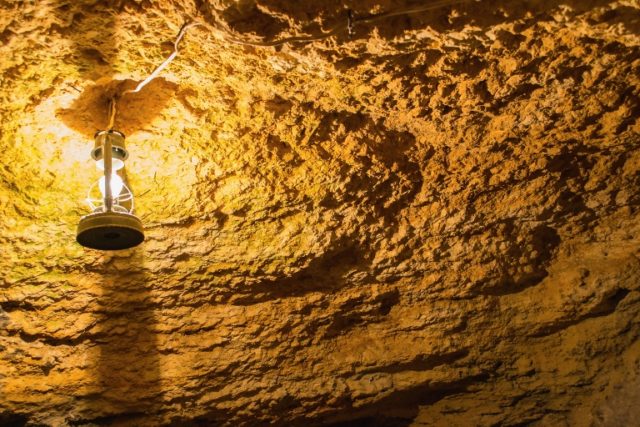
[0,0,639,425]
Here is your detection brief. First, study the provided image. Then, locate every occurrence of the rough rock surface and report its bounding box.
[1,0,639,425]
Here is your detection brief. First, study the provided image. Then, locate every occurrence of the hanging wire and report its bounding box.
[122,22,203,96]
[106,0,473,126]
[204,0,474,47]
[107,22,202,127]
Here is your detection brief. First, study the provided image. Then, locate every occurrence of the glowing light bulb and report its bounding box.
[99,174,124,198]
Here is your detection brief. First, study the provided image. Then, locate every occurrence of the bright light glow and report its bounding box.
[99,174,124,198]
[96,158,125,171]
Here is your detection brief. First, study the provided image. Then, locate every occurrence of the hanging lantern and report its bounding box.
[76,130,144,250]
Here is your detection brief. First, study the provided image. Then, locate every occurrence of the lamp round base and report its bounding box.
[77,211,144,250]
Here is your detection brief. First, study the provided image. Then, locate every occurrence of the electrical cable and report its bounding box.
[204,0,474,47]
[122,22,203,95]
[106,0,474,126]
[108,22,201,127]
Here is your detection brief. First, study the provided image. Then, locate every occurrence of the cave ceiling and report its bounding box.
[1,0,639,425]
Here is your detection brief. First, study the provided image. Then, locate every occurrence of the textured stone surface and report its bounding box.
[1,0,639,425]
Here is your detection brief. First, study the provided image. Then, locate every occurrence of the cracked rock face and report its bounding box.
[1,0,639,425]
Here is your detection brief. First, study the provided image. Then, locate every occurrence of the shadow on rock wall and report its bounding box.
[53,0,179,137]
[83,249,162,424]
[57,77,178,137]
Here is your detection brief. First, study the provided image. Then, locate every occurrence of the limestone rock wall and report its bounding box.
[0,0,639,425]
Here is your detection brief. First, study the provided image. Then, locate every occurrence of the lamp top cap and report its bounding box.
[92,129,128,162]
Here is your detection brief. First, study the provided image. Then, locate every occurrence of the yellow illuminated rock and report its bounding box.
[1,0,639,425]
